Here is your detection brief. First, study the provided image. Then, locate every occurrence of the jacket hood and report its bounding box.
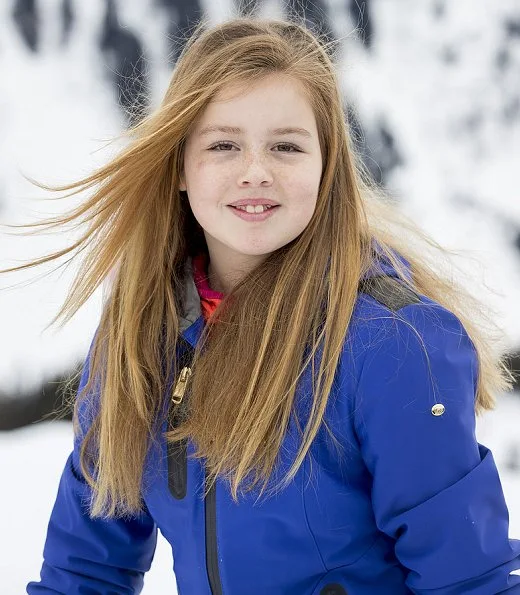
[179,246,412,334]
[363,241,412,282]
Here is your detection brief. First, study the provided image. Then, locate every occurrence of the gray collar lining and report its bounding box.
[179,256,202,333]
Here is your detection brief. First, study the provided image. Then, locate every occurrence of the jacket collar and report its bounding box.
[179,256,202,335]
[179,246,411,335]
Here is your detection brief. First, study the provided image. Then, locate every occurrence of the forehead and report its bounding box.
[215,73,310,101]
[195,74,315,126]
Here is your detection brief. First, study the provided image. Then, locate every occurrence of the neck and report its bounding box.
[205,249,267,294]
[207,260,230,293]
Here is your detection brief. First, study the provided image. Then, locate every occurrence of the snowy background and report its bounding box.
[1,0,520,592]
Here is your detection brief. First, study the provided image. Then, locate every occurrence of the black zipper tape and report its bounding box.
[167,434,188,500]
[205,468,223,595]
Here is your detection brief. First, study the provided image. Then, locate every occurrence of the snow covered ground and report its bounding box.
[3,394,520,593]
[1,422,177,593]
[0,395,520,595]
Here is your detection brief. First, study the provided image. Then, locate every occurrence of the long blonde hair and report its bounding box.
[2,17,513,518]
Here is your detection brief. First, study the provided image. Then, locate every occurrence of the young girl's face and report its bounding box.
[180,73,323,268]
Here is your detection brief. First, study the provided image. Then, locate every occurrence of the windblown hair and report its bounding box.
[2,17,513,518]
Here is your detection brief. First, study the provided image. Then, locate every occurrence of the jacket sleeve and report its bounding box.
[353,301,520,593]
[27,339,158,594]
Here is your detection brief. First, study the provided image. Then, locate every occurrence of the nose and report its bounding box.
[237,152,273,187]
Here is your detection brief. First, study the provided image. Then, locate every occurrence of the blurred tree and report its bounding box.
[12,0,39,52]
[100,0,149,126]
[156,0,205,64]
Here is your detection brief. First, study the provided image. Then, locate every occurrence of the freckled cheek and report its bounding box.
[289,177,321,211]
[188,162,229,204]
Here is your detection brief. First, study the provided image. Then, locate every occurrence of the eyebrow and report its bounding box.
[198,125,312,139]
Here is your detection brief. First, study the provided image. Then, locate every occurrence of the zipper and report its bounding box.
[167,340,193,500]
[205,468,223,595]
[170,336,224,594]
[172,366,192,404]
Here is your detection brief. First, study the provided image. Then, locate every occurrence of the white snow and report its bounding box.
[0,422,177,593]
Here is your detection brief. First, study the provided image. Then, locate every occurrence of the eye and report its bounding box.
[274,143,301,153]
[208,142,236,151]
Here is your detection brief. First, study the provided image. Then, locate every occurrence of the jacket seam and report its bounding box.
[302,455,328,573]
[309,534,382,593]
[343,533,381,568]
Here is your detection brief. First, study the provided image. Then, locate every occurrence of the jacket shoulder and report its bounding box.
[358,275,421,312]
[351,275,464,341]
[341,278,476,409]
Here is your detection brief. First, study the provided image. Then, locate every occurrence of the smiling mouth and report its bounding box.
[227,204,280,221]
[229,204,278,213]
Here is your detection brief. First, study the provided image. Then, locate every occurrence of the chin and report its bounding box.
[235,248,273,258]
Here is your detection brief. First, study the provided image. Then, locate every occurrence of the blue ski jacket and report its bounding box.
[28,254,520,594]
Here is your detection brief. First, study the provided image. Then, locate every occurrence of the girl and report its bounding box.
[15,16,520,595]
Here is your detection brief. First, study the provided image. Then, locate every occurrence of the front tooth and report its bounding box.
[236,204,272,213]
[245,205,262,213]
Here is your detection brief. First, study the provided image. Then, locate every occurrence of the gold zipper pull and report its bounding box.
[172,366,192,404]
